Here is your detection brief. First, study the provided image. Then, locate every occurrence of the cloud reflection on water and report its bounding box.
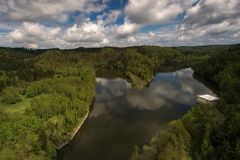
[127,68,214,110]
[91,68,215,117]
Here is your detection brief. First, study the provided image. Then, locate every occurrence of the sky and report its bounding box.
[0,0,239,49]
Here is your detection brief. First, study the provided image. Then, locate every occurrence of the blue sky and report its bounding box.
[0,0,239,48]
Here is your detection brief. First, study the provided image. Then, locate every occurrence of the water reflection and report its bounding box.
[59,68,215,160]
[94,68,214,114]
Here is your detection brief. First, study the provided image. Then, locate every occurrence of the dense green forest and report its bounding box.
[0,45,239,159]
[0,49,95,159]
[130,45,240,160]
[73,46,209,88]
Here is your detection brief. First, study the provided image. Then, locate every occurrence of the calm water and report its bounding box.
[58,68,215,160]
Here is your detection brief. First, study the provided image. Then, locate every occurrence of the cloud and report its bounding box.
[6,20,108,48]
[98,10,121,25]
[8,22,60,43]
[110,19,141,39]
[124,0,190,25]
[1,0,240,48]
[149,32,156,37]
[4,15,141,48]
[176,0,240,44]
[26,43,38,49]
[64,20,106,43]
[128,36,137,44]
[0,0,107,21]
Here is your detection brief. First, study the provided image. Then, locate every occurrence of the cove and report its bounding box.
[58,68,215,160]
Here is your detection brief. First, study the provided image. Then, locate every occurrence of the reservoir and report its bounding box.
[58,68,215,160]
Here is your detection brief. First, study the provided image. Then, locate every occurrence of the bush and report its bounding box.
[1,87,22,104]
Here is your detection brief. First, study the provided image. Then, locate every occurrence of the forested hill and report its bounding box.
[0,44,239,160]
[130,45,240,160]
[0,49,96,160]
[1,45,211,88]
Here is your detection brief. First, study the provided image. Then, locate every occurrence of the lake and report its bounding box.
[58,68,215,160]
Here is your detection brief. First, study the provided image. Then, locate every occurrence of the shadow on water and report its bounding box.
[58,68,216,160]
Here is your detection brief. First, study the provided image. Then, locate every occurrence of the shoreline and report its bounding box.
[57,110,90,150]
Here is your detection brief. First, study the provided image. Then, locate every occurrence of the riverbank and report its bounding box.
[57,96,96,151]
[57,110,90,150]
[193,73,220,95]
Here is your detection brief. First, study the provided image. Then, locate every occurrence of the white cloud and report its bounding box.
[101,38,110,45]
[52,14,69,23]
[233,32,240,38]
[128,36,137,43]
[111,19,141,39]
[64,20,106,43]
[149,32,155,37]
[124,0,190,25]
[8,22,60,43]
[26,43,38,49]
[175,0,240,44]
[105,10,121,24]
[1,0,240,48]
[0,0,107,21]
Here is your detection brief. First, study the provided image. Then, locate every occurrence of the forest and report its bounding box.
[130,45,240,160]
[0,44,239,159]
[0,49,95,159]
